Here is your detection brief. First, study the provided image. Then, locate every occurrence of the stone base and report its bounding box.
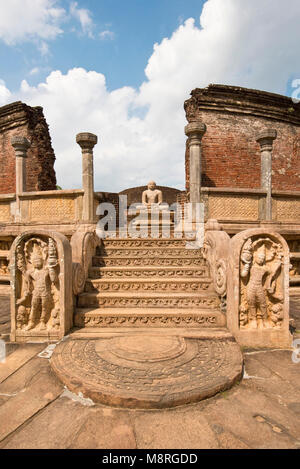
[50,334,243,409]
[232,328,293,349]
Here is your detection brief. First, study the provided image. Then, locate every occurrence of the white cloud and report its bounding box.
[0,0,65,45]
[99,30,115,41]
[0,0,95,51]
[29,67,41,76]
[38,41,51,57]
[1,0,299,192]
[70,1,94,38]
[0,80,11,106]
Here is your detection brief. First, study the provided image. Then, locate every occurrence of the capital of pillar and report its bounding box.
[11,136,31,158]
[184,122,207,146]
[256,129,277,152]
[76,132,98,154]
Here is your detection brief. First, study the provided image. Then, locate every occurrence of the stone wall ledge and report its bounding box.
[18,189,84,199]
[0,194,16,201]
[272,190,300,198]
[201,187,267,195]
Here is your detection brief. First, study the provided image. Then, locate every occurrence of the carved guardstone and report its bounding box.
[227,228,292,348]
[203,219,230,312]
[10,230,73,342]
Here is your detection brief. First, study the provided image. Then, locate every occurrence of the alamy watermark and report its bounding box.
[95,195,205,248]
[292,339,300,364]
[0,339,5,364]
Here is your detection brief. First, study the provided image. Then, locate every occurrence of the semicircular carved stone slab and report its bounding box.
[227,228,292,348]
[51,335,243,409]
[10,230,73,342]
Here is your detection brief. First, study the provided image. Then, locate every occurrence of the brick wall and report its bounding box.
[184,85,300,193]
[0,101,56,194]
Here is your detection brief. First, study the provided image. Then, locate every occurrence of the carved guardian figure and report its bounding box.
[240,237,283,329]
[16,237,59,331]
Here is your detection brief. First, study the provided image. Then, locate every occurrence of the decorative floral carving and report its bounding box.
[75,313,222,328]
[0,258,9,275]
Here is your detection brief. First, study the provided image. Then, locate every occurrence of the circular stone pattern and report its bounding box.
[51,335,243,409]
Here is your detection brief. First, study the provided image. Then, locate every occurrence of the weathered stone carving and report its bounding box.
[203,219,230,310]
[15,237,59,331]
[92,257,205,267]
[51,336,242,408]
[89,267,208,279]
[0,258,9,275]
[227,228,292,348]
[74,312,225,328]
[142,181,163,206]
[10,230,73,342]
[239,237,284,329]
[70,228,100,295]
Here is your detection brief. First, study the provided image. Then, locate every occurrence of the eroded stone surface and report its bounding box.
[50,335,243,409]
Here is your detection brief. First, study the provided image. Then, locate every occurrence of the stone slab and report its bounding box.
[0,343,45,384]
[51,335,243,409]
[132,409,218,449]
[0,364,63,442]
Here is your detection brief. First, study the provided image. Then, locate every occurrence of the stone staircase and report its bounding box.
[75,237,226,329]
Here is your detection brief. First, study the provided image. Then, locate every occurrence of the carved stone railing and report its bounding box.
[70,227,100,296]
[203,219,230,311]
[201,187,300,231]
[10,230,73,342]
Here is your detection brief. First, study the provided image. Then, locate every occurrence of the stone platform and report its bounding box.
[50,334,243,409]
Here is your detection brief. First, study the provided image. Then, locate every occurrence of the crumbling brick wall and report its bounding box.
[0,101,56,194]
[184,85,300,193]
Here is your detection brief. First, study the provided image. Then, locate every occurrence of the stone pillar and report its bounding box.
[76,132,98,223]
[256,129,277,221]
[185,122,206,228]
[185,122,206,205]
[11,136,30,195]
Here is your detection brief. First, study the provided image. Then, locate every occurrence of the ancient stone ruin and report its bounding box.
[0,84,299,408]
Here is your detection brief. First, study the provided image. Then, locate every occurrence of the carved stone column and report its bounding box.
[185,122,206,227]
[256,129,277,221]
[11,136,30,195]
[76,132,98,223]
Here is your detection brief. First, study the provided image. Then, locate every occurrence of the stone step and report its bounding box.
[290,252,300,259]
[100,237,197,249]
[290,275,300,285]
[0,250,9,258]
[92,256,206,268]
[96,246,202,258]
[85,277,215,294]
[75,308,226,328]
[78,292,220,309]
[0,275,9,284]
[88,265,210,279]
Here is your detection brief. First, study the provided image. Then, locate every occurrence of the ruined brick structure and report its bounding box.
[0,101,56,194]
[184,84,300,193]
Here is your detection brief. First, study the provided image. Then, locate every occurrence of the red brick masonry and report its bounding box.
[0,101,56,194]
[184,84,300,192]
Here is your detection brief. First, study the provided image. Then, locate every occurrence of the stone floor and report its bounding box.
[0,286,299,449]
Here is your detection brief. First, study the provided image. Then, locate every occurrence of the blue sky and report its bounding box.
[1,0,206,92]
[0,0,299,192]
